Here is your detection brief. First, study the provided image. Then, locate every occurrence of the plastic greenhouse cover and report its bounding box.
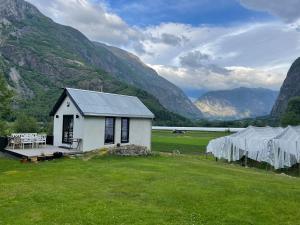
[207,126,300,169]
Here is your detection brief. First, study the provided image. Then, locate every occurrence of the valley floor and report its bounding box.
[0,131,300,225]
[152,130,228,154]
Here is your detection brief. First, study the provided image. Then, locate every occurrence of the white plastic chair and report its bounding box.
[35,134,47,148]
[21,137,34,149]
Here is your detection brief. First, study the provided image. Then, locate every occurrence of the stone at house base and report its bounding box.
[109,144,151,156]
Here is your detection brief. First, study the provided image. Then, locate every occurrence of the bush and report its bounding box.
[0,137,8,150]
[0,121,7,136]
[46,121,53,136]
[0,73,13,136]
[0,74,13,119]
[13,114,39,133]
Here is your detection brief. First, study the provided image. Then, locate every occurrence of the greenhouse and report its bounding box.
[207,126,300,169]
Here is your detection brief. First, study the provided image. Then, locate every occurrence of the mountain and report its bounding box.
[271,57,300,118]
[195,87,278,120]
[0,0,198,125]
[93,42,202,119]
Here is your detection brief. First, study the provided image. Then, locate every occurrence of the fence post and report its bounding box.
[244,139,248,167]
[230,144,233,163]
[297,141,300,177]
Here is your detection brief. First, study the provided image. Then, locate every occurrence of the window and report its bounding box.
[121,118,130,143]
[105,117,115,144]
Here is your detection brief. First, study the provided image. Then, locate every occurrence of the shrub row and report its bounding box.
[0,137,8,151]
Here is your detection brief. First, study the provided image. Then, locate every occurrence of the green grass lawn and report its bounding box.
[1,156,300,225]
[1,131,300,225]
[152,130,229,154]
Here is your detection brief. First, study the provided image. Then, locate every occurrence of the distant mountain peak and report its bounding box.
[195,87,278,120]
[0,0,42,21]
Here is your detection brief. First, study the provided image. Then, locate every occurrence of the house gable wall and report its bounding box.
[53,96,84,149]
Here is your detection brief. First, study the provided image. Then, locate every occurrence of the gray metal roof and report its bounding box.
[66,88,154,118]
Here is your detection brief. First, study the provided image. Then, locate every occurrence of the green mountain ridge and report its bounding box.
[271,57,300,118]
[0,0,194,125]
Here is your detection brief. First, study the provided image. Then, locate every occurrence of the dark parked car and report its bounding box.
[172,130,185,134]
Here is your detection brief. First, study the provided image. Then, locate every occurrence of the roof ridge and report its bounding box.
[50,88,155,118]
[66,87,138,99]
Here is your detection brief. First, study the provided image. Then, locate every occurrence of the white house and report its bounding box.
[50,88,155,152]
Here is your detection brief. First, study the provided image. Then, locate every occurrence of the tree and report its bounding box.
[281,97,300,126]
[13,114,39,133]
[0,74,13,136]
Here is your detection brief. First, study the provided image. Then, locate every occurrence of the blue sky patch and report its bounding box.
[104,0,274,27]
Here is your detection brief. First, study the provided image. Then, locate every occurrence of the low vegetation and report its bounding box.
[1,131,300,225]
[195,116,280,128]
[152,130,228,154]
[0,74,13,136]
[13,114,39,133]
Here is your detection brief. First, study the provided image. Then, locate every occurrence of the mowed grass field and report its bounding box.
[1,131,300,225]
[152,130,228,154]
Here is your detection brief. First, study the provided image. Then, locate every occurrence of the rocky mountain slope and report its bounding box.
[195,87,278,120]
[271,57,300,118]
[93,42,202,119]
[0,0,199,124]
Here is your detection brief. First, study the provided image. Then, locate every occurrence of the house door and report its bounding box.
[62,115,74,144]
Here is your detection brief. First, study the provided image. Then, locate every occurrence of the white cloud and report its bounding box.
[151,64,283,91]
[26,0,300,93]
[138,22,300,68]
[139,23,231,65]
[27,0,143,48]
[240,0,300,23]
[179,50,210,68]
[136,21,300,91]
[27,0,189,53]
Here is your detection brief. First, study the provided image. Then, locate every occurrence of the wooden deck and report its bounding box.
[3,145,80,160]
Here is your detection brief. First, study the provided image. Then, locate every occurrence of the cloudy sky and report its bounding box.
[27,0,300,98]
